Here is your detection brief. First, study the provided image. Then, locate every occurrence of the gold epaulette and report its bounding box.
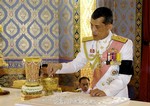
[111,35,128,43]
[82,36,93,42]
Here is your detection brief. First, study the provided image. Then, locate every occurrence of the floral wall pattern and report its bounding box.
[1,0,59,59]
[0,0,76,87]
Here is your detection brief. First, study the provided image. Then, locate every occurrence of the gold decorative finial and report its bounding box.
[0,24,8,67]
[0,24,3,33]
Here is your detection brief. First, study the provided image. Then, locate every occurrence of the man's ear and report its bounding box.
[107,24,113,30]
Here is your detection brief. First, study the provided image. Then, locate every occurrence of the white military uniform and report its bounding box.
[75,88,91,94]
[56,31,133,98]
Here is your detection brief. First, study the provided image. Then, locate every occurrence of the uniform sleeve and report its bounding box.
[103,75,132,96]
[121,39,133,60]
[56,43,88,74]
[103,39,133,96]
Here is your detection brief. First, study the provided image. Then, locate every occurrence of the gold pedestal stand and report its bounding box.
[21,57,43,100]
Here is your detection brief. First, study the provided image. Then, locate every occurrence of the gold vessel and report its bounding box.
[23,57,42,86]
[41,77,61,95]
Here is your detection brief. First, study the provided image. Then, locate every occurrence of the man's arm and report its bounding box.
[48,43,88,76]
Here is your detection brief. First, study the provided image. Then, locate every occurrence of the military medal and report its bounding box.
[106,52,111,65]
[111,70,118,75]
[90,49,95,53]
[106,48,121,65]
[90,44,95,53]
[89,44,95,57]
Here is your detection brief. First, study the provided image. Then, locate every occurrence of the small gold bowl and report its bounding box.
[41,77,60,95]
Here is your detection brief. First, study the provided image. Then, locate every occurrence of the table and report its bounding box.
[0,87,22,106]
[0,87,150,106]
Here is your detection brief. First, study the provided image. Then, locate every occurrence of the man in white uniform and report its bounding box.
[47,7,133,98]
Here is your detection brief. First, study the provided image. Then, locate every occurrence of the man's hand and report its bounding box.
[90,88,106,97]
[47,63,62,77]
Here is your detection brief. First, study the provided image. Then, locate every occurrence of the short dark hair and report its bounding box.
[40,64,48,69]
[91,7,113,24]
[39,64,48,76]
[42,64,48,67]
[79,77,90,83]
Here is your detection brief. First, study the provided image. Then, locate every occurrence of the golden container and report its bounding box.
[41,77,60,95]
[23,57,42,86]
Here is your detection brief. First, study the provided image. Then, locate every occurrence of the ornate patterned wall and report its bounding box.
[112,0,142,99]
[133,0,142,98]
[57,0,80,91]
[0,0,59,59]
[0,0,77,87]
[59,0,74,59]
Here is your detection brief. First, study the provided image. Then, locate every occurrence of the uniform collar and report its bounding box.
[98,30,113,43]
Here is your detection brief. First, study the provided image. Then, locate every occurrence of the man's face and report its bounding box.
[90,17,112,41]
[41,67,48,74]
[79,79,90,92]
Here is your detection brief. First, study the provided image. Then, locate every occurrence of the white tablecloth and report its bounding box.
[0,87,150,106]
